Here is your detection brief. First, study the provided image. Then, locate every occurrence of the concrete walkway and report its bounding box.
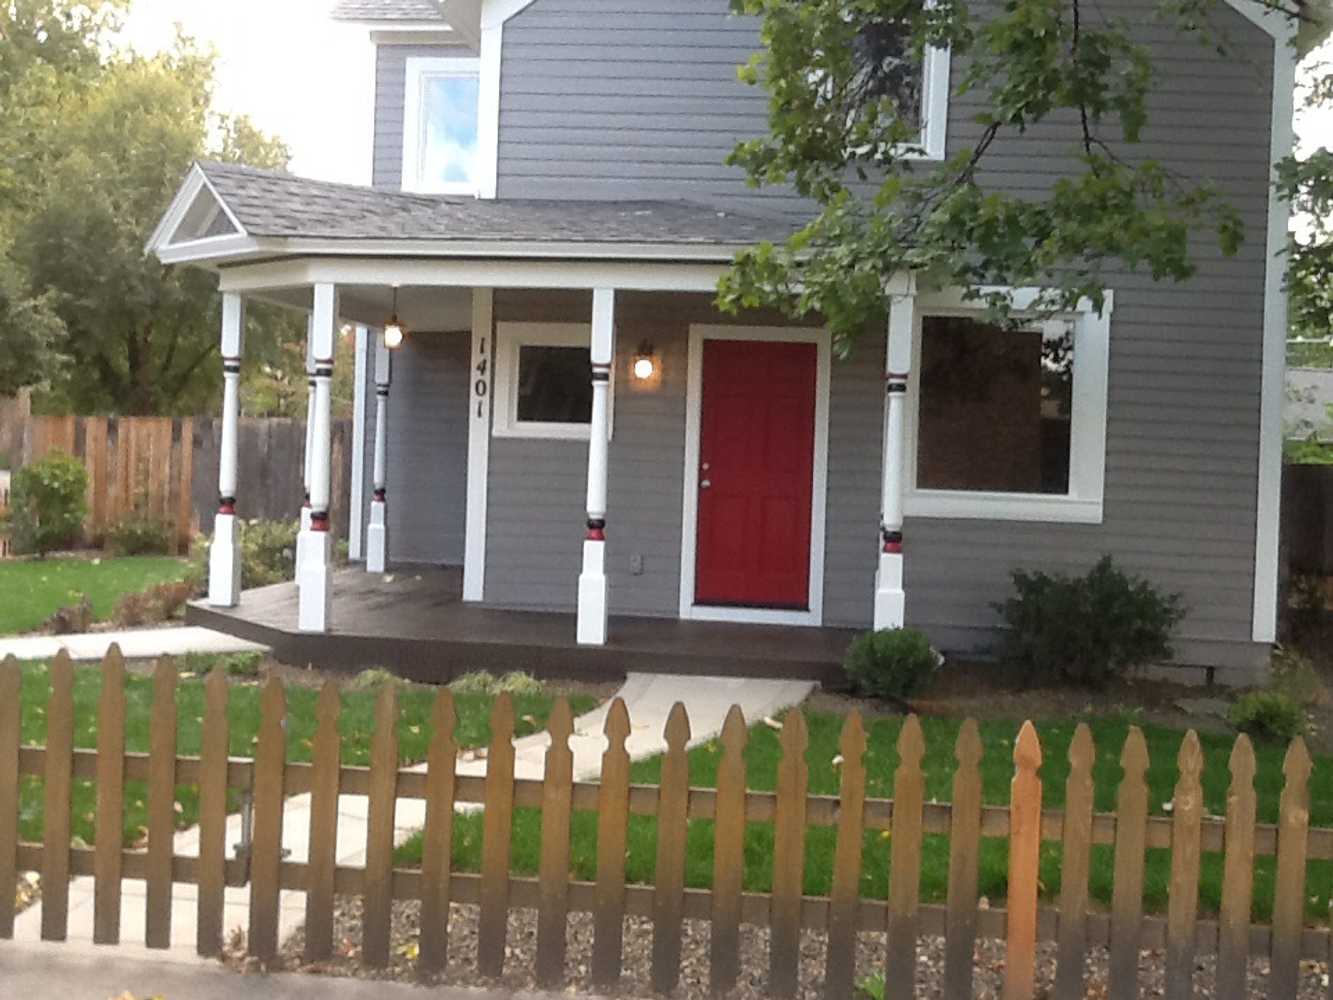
[13,672,814,963]
[0,626,268,662]
[0,942,546,999]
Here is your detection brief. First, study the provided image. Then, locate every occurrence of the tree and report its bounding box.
[718,0,1328,351]
[6,34,300,415]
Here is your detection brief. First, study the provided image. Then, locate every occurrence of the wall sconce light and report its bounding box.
[383,286,406,350]
[632,341,657,381]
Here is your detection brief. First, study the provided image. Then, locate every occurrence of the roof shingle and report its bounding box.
[330,0,445,22]
[198,161,795,249]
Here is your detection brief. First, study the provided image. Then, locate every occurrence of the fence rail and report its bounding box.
[1,649,1329,1000]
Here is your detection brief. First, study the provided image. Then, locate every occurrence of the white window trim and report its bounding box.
[901,45,950,162]
[678,324,831,628]
[402,55,483,196]
[491,322,614,440]
[902,288,1112,524]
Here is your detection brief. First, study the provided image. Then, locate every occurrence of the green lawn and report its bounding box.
[0,555,190,633]
[15,658,598,850]
[397,709,1333,924]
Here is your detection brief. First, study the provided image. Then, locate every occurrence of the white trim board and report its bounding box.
[1252,20,1298,644]
[463,288,495,602]
[402,55,483,196]
[677,324,831,628]
[491,322,615,440]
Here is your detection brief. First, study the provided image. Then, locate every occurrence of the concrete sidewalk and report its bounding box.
[0,942,546,999]
[0,626,268,662]
[13,672,814,962]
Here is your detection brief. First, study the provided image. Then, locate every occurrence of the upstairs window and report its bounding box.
[403,56,481,195]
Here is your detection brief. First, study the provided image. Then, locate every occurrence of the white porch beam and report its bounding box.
[298,283,338,633]
[208,293,246,607]
[366,337,392,574]
[874,284,916,630]
[577,287,616,646]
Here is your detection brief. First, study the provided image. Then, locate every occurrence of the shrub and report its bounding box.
[1229,690,1306,743]
[843,628,940,701]
[112,579,195,627]
[993,556,1185,687]
[240,519,300,588]
[105,511,172,556]
[351,666,402,690]
[177,651,265,678]
[1270,647,1324,707]
[4,451,88,555]
[450,671,499,695]
[449,670,547,697]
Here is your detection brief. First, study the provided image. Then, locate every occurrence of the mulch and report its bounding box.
[229,896,1331,999]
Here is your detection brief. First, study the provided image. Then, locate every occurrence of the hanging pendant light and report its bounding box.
[383,286,406,349]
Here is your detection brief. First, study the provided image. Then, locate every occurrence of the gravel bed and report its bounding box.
[239,898,1332,999]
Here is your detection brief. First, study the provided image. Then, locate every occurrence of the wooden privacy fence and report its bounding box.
[1,651,1331,1000]
[15,415,354,552]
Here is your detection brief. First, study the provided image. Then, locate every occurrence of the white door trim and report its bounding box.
[677,324,830,627]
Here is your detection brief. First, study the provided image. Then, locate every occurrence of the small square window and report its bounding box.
[492,323,613,440]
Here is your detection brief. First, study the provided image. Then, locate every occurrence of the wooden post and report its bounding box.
[478,693,516,978]
[145,657,178,949]
[209,293,245,606]
[419,690,458,975]
[651,703,692,994]
[1270,738,1313,1000]
[1004,721,1043,1000]
[825,712,867,1000]
[943,719,984,1000]
[1216,735,1257,999]
[591,698,631,989]
[0,656,20,939]
[304,682,342,963]
[298,283,338,632]
[93,647,125,945]
[1164,731,1204,1000]
[874,283,914,628]
[536,698,574,987]
[770,710,808,998]
[1108,727,1149,1000]
[710,706,748,996]
[1053,724,1095,1000]
[366,338,392,574]
[577,287,615,645]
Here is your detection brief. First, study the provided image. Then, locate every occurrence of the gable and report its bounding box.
[144,164,248,258]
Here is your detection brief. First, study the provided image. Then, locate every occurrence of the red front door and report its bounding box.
[694,339,817,609]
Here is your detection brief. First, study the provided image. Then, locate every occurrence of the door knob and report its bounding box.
[700,479,711,489]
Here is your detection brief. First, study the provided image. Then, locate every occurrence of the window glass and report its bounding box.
[850,20,922,128]
[916,315,1074,494]
[420,73,480,189]
[516,345,592,424]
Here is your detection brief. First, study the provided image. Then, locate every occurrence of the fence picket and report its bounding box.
[770,710,809,999]
[93,646,126,944]
[1053,724,1094,1000]
[943,719,983,1000]
[247,677,287,962]
[1270,738,1313,1000]
[825,712,868,1000]
[1003,721,1042,1000]
[0,656,19,939]
[478,692,516,978]
[419,689,458,975]
[304,682,342,963]
[196,665,230,957]
[1108,727,1149,1000]
[145,657,178,949]
[1164,731,1204,1000]
[592,698,631,990]
[363,683,400,967]
[536,697,574,988]
[41,649,75,941]
[886,715,926,1000]
[651,703,693,994]
[1216,735,1257,1000]
[710,705,748,996]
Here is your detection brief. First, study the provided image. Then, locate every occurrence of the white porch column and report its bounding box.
[577,287,616,645]
[296,314,316,574]
[366,338,392,574]
[874,285,916,630]
[298,283,338,632]
[208,293,245,607]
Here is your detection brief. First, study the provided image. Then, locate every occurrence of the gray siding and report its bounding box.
[361,331,470,565]
[372,42,475,188]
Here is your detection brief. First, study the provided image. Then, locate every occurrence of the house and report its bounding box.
[150,0,1295,685]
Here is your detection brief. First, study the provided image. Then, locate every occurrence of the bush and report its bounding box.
[112,579,195,627]
[843,628,940,701]
[177,651,264,678]
[188,520,351,594]
[449,670,547,697]
[351,667,402,690]
[993,556,1185,687]
[1229,690,1306,743]
[4,451,88,555]
[105,511,172,556]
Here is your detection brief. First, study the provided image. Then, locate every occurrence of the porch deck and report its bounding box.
[186,566,857,685]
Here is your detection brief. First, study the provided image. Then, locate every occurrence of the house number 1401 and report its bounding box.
[475,336,489,418]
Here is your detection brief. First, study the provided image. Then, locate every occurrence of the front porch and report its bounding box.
[187,566,857,684]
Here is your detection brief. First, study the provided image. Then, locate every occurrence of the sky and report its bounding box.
[118,0,374,184]
[118,2,1332,185]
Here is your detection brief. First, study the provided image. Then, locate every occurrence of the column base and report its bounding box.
[576,539,608,646]
[366,499,388,574]
[208,513,243,607]
[873,551,905,630]
[297,528,333,632]
[296,506,312,578]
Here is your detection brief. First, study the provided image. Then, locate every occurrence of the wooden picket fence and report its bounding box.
[1,649,1331,1000]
